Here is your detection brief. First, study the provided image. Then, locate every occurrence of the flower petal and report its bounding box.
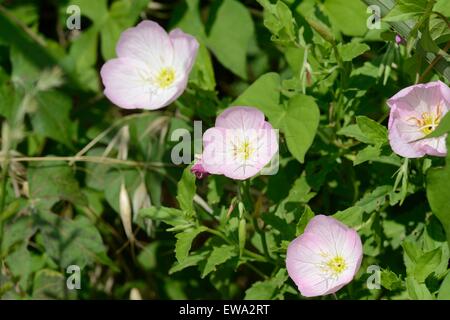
[169,28,199,75]
[215,106,266,130]
[116,20,173,65]
[100,57,153,109]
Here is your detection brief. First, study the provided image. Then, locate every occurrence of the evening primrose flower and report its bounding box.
[201,107,278,180]
[100,20,199,110]
[387,81,450,158]
[286,215,363,297]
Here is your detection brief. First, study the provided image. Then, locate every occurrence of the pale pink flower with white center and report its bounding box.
[286,215,363,297]
[387,81,450,158]
[100,20,199,110]
[201,106,278,180]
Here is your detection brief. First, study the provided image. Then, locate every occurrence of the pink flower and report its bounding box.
[387,81,450,158]
[201,106,278,180]
[395,34,406,45]
[191,154,209,179]
[100,20,199,110]
[286,215,363,297]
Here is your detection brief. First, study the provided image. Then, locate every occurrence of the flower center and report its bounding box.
[233,140,254,161]
[325,256,347,277]
[408,102,443,135]
[155,67,175,88]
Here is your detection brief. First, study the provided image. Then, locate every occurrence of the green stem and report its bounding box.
[0,151,9,253]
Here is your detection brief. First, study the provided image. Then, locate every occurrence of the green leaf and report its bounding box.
[333,206,364,228]
[175,226,207,263]
[169,252,208,275]
[177,166,196,217]
[257,0,297,46]
[338,42,370,61]
[356,116,388,145]
[337,124,373,144]
[323,0,368,36]
[354,144,382,165]
[233,73,281,127]
[136,206,193,229]
[176,0,207,41]
[438,272,450,300]
[137,242,159,271]
[296,205,315,236]
[32,90,74,147]
[420,20,442,54]
[414,247,442,282]
[201,245,236,278]
[244,268,287,299]
[381,269,404,291]
[35,212,111,269]
[189,44,216,91]
[5,245,43,291]
[406,275,434,300]
[69,0,108,22]
[28,161,87,210]
[355,185,392,213]
[0,72,17,123]
[32,269,72,300]
[1,215,35,255]
[207,0,254,79]
[283,94,320,163]
[384,0,428,22]
[427,137,450,246]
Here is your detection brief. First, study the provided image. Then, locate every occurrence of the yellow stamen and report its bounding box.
[233,140,254,161]
[155,67,175,88]
[325,256,347,276]
[407,102,443,135]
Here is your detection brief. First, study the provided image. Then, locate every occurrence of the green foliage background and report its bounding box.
[0,0,449,300]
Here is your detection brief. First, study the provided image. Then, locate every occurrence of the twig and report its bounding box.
[1,155,173,168]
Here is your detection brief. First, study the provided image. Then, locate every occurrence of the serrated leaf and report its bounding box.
[438,272,450,300]
[28,161,87,210]
[169,252,209,275]
[244,269,287,299]
[338,42,370,61]
[356,116,388,145]
[384,0,428,22]
[201,245,236,278]
[381,269,404,291]
[333,206,363,228]
[136,206,192,229]
[406,275,434,300]
[35,212,111,269]
[354,144,382,165]
[177,166,196,217]
[296,205,315,236]
[32,90,74,147]
[175,226,207,263]
[414,247,442,282]
[337,124,373,144]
